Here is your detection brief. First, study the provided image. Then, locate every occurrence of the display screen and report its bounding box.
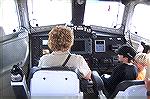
[42,40,48,45]
[71,40,85,52]
[42,39,91,54]
[95,40,105,52]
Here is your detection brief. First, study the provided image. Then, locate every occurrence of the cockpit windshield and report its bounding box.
[27,0,125,28]
[84,0,125,29]
[130,4,150,39]
[27,0,72,27]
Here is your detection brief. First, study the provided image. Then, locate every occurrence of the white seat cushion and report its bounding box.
[30,70,80,96]
[115,85,147,99]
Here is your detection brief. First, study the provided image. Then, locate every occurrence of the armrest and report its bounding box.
[91,71,104,91]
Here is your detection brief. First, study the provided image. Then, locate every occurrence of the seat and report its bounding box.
[97,79,145,99]
[30,67,83,99]
[115,85,146,99]
[109,80,145,98]
[11,67,105,99]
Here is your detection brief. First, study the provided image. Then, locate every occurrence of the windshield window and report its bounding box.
[130,4,150,39]
[27,0,72,27]
[0,0,19,35]
[84,1,125,29]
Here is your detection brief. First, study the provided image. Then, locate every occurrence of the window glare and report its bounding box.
[84,1,125,28]
[27,0,72,27]
[130,4,150,39]
[0,0,19,35]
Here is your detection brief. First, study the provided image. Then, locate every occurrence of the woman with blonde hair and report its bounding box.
[38,25,91,80]
[134,53,147,80]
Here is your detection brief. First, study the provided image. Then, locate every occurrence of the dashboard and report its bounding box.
[30,25,126,74]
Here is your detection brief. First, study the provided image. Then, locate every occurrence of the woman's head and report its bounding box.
[134,53,147,70]
[48,25,74,52]
[141,42,150,54]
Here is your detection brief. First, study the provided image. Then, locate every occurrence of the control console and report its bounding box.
[30,25,126,74]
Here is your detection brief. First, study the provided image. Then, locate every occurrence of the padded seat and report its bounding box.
[115,85,146,99]
[109,80,144,98]
[30,69,83,99]
[98,80,145,99]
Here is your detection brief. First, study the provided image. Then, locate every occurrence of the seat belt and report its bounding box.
[62,54,71,67]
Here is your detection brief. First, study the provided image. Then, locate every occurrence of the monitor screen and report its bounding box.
[42,40,48,45]
[95,40,105,52]
[71,40,85,52]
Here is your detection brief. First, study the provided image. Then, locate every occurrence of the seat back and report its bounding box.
[110,80,144,98]
[30,69,80,96]
[116,85,146,99]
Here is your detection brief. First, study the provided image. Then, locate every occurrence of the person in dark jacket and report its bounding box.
[101,45,138,98]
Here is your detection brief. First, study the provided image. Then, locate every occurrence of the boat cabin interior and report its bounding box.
[0,0,150,99]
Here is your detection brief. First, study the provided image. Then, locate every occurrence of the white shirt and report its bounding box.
[38,51,91,78]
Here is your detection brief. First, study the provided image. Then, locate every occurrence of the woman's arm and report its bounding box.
[145,78,150,99]
[84,70,91,80]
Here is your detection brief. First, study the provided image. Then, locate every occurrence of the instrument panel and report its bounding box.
[30,25,126,74]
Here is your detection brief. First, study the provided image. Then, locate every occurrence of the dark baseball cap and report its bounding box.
[117,45,137,59]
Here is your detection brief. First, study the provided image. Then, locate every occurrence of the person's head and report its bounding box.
[134,53,147,71]
[48,25,74,52]
[143,45,150,54]
[141,42,150,54]
[117,45,137,63]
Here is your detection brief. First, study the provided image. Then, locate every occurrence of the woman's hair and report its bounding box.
[48,25,74,52]
[134,53,147,66]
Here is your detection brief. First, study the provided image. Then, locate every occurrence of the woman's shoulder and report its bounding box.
[70,53,84,59]
[40,54,53,60]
